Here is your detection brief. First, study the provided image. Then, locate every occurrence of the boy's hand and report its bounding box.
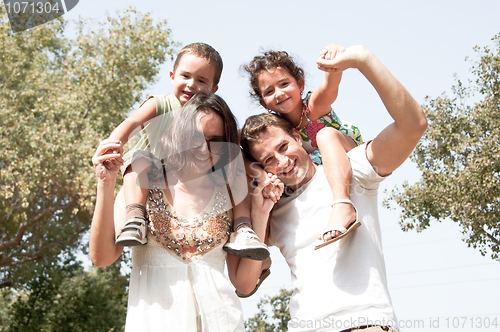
[261,173,284,203]
[92,139,124,182]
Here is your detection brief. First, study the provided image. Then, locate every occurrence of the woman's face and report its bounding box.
[188,110,225,174]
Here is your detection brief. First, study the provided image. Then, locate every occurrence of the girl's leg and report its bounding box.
[316,127,358,244]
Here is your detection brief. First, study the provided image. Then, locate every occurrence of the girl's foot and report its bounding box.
[315,199,360,250]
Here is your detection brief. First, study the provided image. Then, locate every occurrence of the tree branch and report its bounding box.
[0,199,76,252]
[0,226,86,268]
[484,229,500,247]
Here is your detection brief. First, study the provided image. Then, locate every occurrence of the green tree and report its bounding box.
[385,34,500,260]
[245,288,292,332]
[0,254,128,332]
[0,5,177,288]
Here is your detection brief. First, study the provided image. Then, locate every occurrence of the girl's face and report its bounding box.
[258,66,304,116]
[187,110,225,174]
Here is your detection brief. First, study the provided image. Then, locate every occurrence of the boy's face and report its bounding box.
[170,54,218,105]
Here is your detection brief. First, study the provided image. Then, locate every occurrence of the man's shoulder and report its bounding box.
[348,142,388,184]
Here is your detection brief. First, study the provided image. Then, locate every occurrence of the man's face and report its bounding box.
[249,126,315,191]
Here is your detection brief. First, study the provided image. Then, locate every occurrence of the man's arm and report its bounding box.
[227,176,276,294]
[317,46,427,176]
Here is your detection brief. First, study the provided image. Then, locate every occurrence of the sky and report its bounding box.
[23,0,500,330]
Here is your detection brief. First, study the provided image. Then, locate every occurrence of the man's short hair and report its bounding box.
[240,113,295,162]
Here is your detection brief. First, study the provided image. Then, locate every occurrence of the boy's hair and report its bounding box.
[173,42,223,86]
[241,50,305,104]
[240,112,295,162]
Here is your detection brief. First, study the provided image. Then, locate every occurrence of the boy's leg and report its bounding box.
[223,185,270,261]
[115,158,151,246]
[315,128,358,246]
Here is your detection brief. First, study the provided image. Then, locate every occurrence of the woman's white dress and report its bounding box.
[125,187,244,332]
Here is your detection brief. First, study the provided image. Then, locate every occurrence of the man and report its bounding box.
[240,45,427,332]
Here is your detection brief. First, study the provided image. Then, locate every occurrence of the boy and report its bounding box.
[103,42,269,261]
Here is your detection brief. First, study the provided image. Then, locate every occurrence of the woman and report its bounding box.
[90,94,268,331]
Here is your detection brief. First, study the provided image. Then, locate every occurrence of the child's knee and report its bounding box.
[316,127,356,150]
[317,127,343,141]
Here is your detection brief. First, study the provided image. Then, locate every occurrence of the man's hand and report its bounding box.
[317,45,370,74]
[261,173,284,203]
[252,174,283,218]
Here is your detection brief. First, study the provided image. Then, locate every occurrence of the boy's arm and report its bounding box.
[108,97,157,145]
[317,45,427,176]
[308,43,345,119]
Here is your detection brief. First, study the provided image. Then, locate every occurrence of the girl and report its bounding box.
[242,44,363,249]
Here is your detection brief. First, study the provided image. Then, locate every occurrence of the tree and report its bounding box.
[245,288,292,332]
[0,4,178,288]
[0,254,128,332]
[385,34,500,260]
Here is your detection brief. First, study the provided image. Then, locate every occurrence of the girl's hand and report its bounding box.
[317,45,370,73]
[318,43,346,63]
[92,139,124,182]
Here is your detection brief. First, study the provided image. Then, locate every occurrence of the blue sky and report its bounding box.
[59,0,500,330]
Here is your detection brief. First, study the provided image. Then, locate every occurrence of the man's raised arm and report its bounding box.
[317,45,427,176]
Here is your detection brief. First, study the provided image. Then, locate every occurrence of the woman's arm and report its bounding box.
[89,140,125,267]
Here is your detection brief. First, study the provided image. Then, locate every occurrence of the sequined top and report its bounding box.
[147,186,232,262]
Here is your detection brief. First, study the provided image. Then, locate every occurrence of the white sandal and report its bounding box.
[115,217,148,247]
[314,199,360,250]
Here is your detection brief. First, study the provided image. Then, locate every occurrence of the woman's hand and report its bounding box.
[92,139,124,182]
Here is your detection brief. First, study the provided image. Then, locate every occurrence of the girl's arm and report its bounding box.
[89,140,125,267]
[308,43,346,120]
[108,97,158,145]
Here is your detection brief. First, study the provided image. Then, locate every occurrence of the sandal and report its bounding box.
[235,269,271,298]
[115,217,148,247]
[314,199,360,250]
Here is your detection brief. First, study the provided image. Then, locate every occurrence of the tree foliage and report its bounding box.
[0,255,128,332]
[385,34,500,259]
[245,288,292,332]
[0,4,177,288]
